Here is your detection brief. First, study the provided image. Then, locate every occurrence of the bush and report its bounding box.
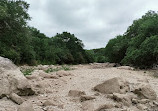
[21,68,34,76]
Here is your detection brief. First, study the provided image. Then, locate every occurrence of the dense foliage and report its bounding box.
[0,0,157,68]
[104,11,158,68]
[0,0,33,64]
[87,48,107,63]
[0,0,92,65]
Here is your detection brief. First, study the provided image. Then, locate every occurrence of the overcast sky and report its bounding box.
[25,0,158,49]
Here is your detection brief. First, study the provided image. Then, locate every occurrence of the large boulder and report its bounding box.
[0,56,35,98]
[94,77,129,94]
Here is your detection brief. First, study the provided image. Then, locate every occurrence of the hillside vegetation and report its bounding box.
[0,0,158,68]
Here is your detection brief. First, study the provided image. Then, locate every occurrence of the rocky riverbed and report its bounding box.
[0,56,158,111]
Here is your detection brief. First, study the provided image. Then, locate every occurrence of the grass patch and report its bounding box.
[21,68,34,76]
[61,65,72,71]
[45,67,60,73]
[45,65,73,73]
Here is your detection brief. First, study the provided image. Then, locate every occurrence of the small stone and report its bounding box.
[94,93,100,96]
[115,103,122,108]
[138,99,150,104]
[43,100,57,106]
[121,109,128,111]
[9,93,24,105]
[68,90,86,97]
[106,94,113,99]
[132,99,138,104]
[117,66,134,70]
[149,102,155,107]
[25,75,38,80]
[39,73,58,79]
[81,102,94,111]
[112,93,132,107]
[56,71,71,77]
[137,104,148,110]
[18,101,34,111]
[58,104,64,109]
[45,89,53,93]
[95,104,114,111]
[153,101,158,106]
[80,95,95,102]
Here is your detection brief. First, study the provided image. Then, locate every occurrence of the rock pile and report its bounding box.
[0,56,157,111]
[67,77,158,110]
[93,77,158,110]
[26,70,73,94]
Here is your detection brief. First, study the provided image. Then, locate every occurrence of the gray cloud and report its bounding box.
[26,0,158,49]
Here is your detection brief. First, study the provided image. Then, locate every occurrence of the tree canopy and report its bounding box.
[104,11,158,68]
[0,0,92,65]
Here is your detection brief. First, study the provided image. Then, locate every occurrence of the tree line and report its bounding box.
[0,0,92,65]
[0,0,157,68]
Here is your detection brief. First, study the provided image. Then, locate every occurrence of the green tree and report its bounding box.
[52,32,88,64]
[104,11,158,68]
[0,0,35,65]
[122,36,158,68]
[105,35,129,63]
